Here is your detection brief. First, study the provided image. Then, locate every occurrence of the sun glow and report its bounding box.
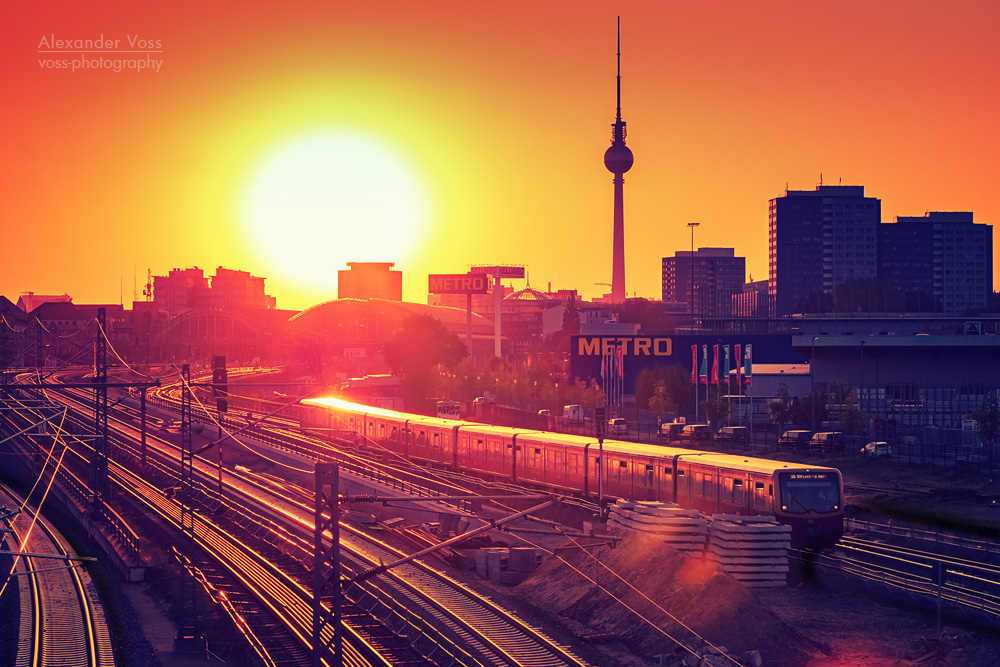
[240,129,430,295]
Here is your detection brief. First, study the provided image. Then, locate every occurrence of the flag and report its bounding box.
[699,344,708,384]
[723,345,730,387]
[691,345,697,384]
[734,344,741,391]
[616,345,623,378]
[744,344,753,385]
[711,344,719,385]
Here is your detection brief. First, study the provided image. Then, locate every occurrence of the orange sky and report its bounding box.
[3,1,998,311]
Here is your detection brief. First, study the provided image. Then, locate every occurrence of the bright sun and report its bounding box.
[240,129,429,295]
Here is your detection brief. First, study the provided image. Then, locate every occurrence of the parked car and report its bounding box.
[659,421,687,441]
[809,431,845,453]
[608,418,628,437]
[862,441,893,458]
[680,424,712,442]
[716,426,748,444]
[778,430,813,450]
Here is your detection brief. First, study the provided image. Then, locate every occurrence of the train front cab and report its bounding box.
[772,468,844,549]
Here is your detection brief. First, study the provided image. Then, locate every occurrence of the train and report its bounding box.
[300,397,844,549]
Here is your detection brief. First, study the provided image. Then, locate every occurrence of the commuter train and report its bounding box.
[301,397,843,549]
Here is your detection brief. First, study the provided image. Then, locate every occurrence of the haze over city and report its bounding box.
[3,0,998,310]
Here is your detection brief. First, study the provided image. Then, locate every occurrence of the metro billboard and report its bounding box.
[428,272,490,294]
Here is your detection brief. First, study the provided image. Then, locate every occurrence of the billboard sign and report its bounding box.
[428,273,490,294]
[471,265,525,279]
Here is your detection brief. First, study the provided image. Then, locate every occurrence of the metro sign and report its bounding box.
[428,273,490,294]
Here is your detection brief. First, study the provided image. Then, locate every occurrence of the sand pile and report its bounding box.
[515,532,821,666]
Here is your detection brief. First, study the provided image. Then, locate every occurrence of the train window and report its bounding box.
[432,433,440,449]
[754,482,767,508]
[458,436,468,457]
[643,464,654,487]
[676,469,686,494]
[733,479,744,504]
[529,447,543,468]
[443,434,450,450]
[702,475,714,498]
[417,431,427,445]
[723,477,733,503]
[475,439,485,454]
[548,450,562,471]
[568,453,581,476]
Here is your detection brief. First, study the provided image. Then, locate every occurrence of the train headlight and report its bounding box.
[834,505,839,510]
[781,505,787,511]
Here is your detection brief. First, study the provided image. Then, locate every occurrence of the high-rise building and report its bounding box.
[153,267,210,319]
[212,267,276,309]
[769,185,881,316]
[153,266,276,318]
[338,262,402,301]
[880,212,992,313]
[662,248,745,318]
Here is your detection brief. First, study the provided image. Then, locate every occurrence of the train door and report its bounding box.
[457,431,470,468]
[720,470,751,515]
[469,434,487,474]
[605,454,631,499]
[633,455,657,501]
[675,463,691,507]
[751,474,773,516]
[447,425,460,470]
[656,461,674,503]
[543,442,566,491]
[503,435,517,483]
[566,447,584,495]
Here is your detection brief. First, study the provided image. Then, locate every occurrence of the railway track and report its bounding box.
[13,378,592,666]
[0,484,116,667]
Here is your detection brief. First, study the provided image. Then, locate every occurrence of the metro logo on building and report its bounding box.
[428,273,490,294]
[576,336,672,357]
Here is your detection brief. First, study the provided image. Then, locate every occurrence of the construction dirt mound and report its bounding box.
[515,532,822,666]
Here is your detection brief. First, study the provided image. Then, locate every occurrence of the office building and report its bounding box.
[338,262,402,301]
[662,248,745,318]
[879,212,992,314]
[769,185,881,316]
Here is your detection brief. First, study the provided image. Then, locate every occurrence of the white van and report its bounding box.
[563,405,585,423]
[608,418,628,437]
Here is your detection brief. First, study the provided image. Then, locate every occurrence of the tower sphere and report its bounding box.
[604,143,634,174]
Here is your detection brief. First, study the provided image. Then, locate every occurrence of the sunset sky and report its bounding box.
[3,1,998,311]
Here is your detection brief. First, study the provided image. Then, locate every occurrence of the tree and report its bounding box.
[840,392,867,437]
[383,314,468,410]
[282,327,331,381]
[703,386,730,431]
[647,380,678,416]
[634,365,691,416]
[768,383,796,436]
[612,297,671,331]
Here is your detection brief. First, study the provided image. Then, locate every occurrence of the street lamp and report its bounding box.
[812,336,819,431]
[687,222,700,329]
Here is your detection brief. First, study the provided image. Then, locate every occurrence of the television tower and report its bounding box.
[604,17,633,303]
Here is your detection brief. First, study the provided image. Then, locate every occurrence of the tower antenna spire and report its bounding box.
[616,16,622,123]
